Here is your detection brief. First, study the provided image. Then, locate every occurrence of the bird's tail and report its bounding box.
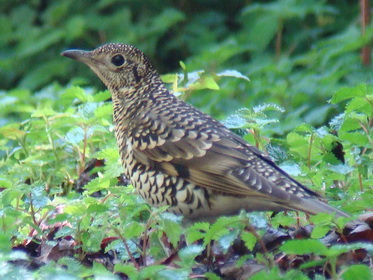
[292,198,350,218]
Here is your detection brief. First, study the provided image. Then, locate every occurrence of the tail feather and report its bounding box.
[293,198,350,218]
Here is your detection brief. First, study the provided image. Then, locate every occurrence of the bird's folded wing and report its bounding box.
[129,107,316,202]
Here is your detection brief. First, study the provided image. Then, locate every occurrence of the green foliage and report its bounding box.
[280,240,373,279]
[0,72,372,280]
[2,0,373,131]
[0,1,372,278]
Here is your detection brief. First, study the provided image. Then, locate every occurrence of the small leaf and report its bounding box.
[0,125,26,140]
[93,90,111,102]
[194,75,219,90]
[186,222,210,244]
[331,83,367,104]
[204,272,221,280]
[241,232,257,251]
[161,73,178,83]
[280,239,328,255]
[341,264,372,280]
[163,217,182,247]
[86,204,109,214]
[217,70,250,81]
[311,225,330,239]
[123,221,144,239]
[179,61,187,70]
[65,127,85,145]
[31,106,57,117]
[62,86,93,103]
[177,244,204,267]
[157,269,190,280]
[94,103,113,118]
[114,264,139,280]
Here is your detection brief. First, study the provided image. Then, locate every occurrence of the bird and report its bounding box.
[61,43,349,222]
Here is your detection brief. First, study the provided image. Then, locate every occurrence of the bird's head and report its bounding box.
[61,43,159,92]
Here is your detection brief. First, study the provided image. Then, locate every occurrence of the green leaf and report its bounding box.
[123,221,144,239]
[280,239,329,255]
[83,177,110,194]
[0,124,26,140]
[299,259,327,270]
[204,272,221,280]
[311,225,330,239]
[345,97,372,115]
[341,264,373,280]
[93,90,111,102]
[31,106,57,117]
[241,232,257,251]
[327,243,373,257]
[218,229,240,253]
[179,61,187,71]
[177,245,204,267]
[204,216,240,245]
[94,103,113,119]
[138,265,166,280]
[86,204,109,214]
[331,83,368,104]
[217,70,250,81]
[163,217,182,247]
[309,212,334,224]
[287,132,309,158]
[185,222,210,244]
[114,264,139,280]
[194,75,220,90]
[339,131,368,146]
[62,86,93,103]
[157,269,190,280]
[0,232,12,251]
[65,127,85,145]
[161,74,178,83]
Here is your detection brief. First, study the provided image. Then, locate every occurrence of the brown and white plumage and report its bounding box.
[62,43,349,221]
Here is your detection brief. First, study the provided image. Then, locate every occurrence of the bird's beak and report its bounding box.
[61,49,93,65]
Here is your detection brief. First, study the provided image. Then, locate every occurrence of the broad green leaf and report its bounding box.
[204,272,221,280]
[311,225,330,239]
[331,84,368,104]
[178,244,204,267]
[163,217,182,247]
[114,264,139,280]
[0,124,26,140]
[123,221,144,239]
[192,75,219,90]
[280,239,329,255]
[86,204,109,214]
[161,74,178,83]
[341,264,373,280]
[94,103,113,118]
[157,269,190,280]
[65,127,85,145]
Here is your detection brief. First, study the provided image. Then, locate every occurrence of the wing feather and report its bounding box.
[129,100,319,205]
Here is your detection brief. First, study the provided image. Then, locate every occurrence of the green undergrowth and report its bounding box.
[1,1,373,279]
[0,73,372,279]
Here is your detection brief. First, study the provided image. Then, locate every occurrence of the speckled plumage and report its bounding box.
[62,43,349,221]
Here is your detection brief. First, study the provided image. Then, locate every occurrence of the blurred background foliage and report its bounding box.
[1,0,373,133]
[0,2,372,277]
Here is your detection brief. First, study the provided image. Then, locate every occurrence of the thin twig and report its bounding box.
[113,227,140,270]
[360,0,371,65]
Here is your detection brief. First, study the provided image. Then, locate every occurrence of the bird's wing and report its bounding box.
[128,99,319,204]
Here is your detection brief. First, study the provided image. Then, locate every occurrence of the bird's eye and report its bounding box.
[111,54,125,67]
